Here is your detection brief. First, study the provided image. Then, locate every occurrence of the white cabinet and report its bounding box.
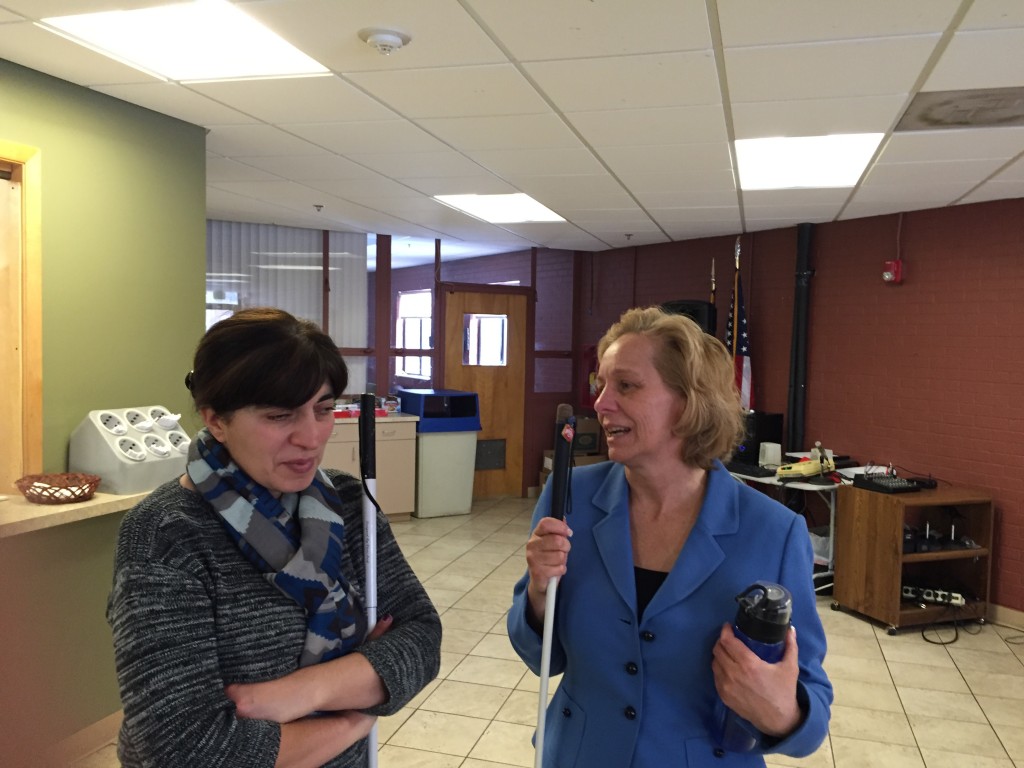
[322,416,417,519]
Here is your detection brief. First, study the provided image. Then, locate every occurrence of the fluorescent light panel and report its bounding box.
[39,0,328,82]
[435,193,564,223]
[735,134,884,190]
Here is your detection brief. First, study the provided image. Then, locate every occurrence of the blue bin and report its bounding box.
[397,389,482,433]
[397,389,482,518]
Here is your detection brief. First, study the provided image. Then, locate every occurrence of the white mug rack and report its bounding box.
[69,405,190,494]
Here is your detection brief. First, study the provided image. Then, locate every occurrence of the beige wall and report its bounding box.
[0,58,206,762]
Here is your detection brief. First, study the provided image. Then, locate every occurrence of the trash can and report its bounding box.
[398,388,482,518]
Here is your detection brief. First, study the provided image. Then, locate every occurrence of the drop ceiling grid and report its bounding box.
[188,76,398,124]
[463,0,712,60]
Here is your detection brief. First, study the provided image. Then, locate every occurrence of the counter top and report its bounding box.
[333,412,419,423]
[1,416,423,538]
[0,490,148,539]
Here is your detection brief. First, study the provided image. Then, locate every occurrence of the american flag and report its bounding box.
[725,265,754,410]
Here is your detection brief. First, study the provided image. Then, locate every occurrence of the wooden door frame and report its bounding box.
[1,140,43,487]
[435,281,536,496]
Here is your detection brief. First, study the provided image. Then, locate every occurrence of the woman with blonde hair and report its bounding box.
[509,306,831,767]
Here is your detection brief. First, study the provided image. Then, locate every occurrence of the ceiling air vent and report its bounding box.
[895,86,1024,131]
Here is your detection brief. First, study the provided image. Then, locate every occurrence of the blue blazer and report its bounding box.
[509,460,832,767]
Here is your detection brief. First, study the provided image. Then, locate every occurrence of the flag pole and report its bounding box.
[732,237,741,358]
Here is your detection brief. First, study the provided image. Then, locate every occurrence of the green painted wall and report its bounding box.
[0,58,206,759]
[1,58,206,469]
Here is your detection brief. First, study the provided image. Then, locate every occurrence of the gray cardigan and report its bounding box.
[108,470,441,767]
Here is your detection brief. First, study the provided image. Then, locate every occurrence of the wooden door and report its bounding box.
[441,287,528,498]
[1,143,42,491]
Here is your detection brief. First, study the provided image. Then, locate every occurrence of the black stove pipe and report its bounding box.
[786,223,814,453]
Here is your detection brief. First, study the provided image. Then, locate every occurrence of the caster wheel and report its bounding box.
[977,617,986,625]
[886,626,897,636]
[830,601,841,611]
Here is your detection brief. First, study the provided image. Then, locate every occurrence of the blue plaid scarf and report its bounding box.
[187,428,367,666]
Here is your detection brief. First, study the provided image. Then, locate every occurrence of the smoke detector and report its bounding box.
[359,28,410,56]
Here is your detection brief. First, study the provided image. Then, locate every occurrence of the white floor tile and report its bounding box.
[84,499,1024,768]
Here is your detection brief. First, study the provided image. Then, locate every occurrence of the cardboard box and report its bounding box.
[573,417,601,454]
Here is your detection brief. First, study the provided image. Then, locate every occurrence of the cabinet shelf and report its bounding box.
[902,548,989,564]
[832,485,993,633]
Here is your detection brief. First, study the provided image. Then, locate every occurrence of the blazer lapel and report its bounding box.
[591,466,637,614]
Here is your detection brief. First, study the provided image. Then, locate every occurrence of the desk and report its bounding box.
[729,471,840,593]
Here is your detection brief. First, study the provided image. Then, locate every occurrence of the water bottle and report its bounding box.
[714,581,793,752]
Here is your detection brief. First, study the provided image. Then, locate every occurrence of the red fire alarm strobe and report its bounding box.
[882,259,903,284]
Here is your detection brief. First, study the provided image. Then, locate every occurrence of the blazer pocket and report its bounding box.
[542,686,586,767]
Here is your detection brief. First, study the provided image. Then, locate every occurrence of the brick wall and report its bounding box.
[580,199,1023,611]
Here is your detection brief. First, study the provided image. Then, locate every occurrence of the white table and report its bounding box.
[729,470,840,593]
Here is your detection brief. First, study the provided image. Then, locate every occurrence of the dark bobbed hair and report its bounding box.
[597,306,745,470]
[186,307,347,415]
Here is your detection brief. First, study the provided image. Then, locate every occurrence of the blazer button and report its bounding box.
[641,630,655,642]
[624,705,637,720]
[562,707,571,718]
[714,747,725,758]
[625,661,638,675]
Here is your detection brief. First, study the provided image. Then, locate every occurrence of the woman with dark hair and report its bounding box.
[108,308,440,767]
[508,306,831,767]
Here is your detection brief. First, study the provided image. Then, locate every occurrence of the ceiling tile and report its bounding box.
[93,82,255,126]
[959,181,1024,204]
[726,36,941,102]
[468,147,604,177]
[731,95,909,139]
[344,150,489,178]
[620,169,737,196]
[400,175,519,196]
[959,2,1024,29]
[231,153,382,181]
[741,187,852,207]
[303,176,424,199]
[880,128,1024,162]
[416,114,580,151]
[845,180,974,209]
[243,0,507,71]
[525,51,721,112]
[924,29,1024,90]
[206,156,284,183]
[598,143,732,177]
[865,157,1007,187]
[286,120,450,155]
[206,125,333,157]
[718,0,962,47]
[347,64,550,119]
[566,105,728,147]
[188,75,397,123]
[464,0,711,59]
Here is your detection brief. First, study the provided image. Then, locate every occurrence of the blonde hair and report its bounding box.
[597,306,745,469]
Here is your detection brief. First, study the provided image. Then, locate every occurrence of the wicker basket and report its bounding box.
[15,472,101,505]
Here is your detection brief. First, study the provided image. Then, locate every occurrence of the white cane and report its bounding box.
[535,409,575,768]
[358,394,379,768]
[535,575,560,768]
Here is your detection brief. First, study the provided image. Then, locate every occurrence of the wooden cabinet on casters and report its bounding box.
[832,485,993,635]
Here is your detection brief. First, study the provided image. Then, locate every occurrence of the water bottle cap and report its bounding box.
[734,582,792,643]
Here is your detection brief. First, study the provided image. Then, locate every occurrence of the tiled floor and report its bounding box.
[76,496,1024,767]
